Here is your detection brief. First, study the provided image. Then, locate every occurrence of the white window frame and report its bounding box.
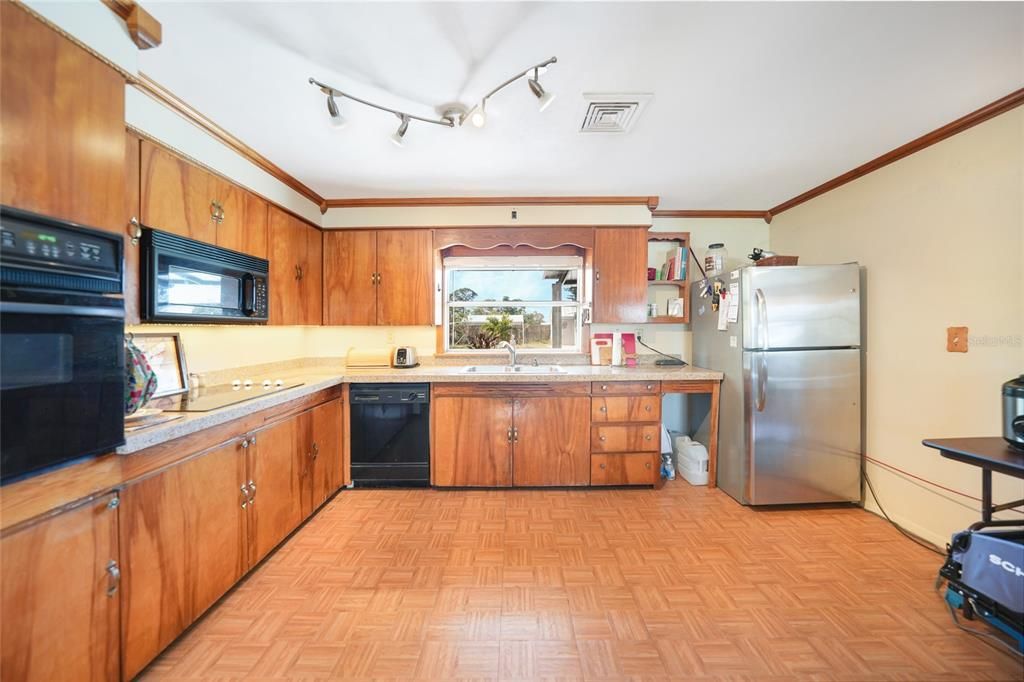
[443,255,586,354]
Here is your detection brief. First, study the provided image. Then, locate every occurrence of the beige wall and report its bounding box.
[770,107,1024,545]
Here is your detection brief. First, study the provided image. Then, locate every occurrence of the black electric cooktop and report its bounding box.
[162,381,305,412]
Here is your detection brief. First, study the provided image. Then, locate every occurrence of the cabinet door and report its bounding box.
[213,179,268,259]
[433,397,513,486]
[591,453,658,486]
[248,415,306,564]
[593,227,648,323]
[302,223,323,324]
[140,141,216,244]
[1,494,119,682]
[308,399,344,514]
[268,206,303,325]
[513,397,591,486]
[323,230,377,325]
[0,3,125,234]
[376,229,433,325]
[119,440,248,680]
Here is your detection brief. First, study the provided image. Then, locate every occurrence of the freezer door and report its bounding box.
[744,348,861,504]
[741,264,860,350]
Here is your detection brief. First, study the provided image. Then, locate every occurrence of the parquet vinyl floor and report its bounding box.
[142,482,1023,681]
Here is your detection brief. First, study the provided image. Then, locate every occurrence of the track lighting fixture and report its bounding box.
[326,92,346,128]
[527,68,555,112]
[308,56,556,143]
[390,114,410,147]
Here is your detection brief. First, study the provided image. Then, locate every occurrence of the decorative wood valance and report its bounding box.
[433,226,599,250]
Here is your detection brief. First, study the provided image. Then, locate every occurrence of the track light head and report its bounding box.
[470,102,487,128]
[326,92,347,129]
[391,114,410,147]
[528,76,555,112]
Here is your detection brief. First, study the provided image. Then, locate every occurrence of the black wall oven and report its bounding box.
[141,227,268,324]
[1,206,125,483]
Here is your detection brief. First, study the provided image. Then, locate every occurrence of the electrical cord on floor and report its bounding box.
[636,337,687,364]
[863,468,945,556]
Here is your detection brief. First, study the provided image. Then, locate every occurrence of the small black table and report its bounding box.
[922,437,1024,527]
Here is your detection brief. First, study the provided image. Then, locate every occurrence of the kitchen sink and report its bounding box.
[460,365,568,375]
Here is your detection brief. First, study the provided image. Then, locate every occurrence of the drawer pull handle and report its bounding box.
[599,463,606,470]
[599,435,606,441]
[646,384,654,390]
[644,405,652,412]
[644,434,652,441]
[599,406,607,412]
[645,462,652,469]
[600,384,608,391]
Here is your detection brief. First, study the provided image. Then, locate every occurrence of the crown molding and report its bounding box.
[99,0,161,49]
[770,87,1024,217]
[128,72,326,208]
[322,195,660,213]
[652,210,772,224]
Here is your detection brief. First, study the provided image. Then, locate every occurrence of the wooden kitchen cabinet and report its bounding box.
[433,396,514,486]
[269,205,322,325]
[141,141,270,258]
[593,227,649,323]
[119,440,249,681]
[591,453,658,486]
[248,415,306,564]
[513,397,591,486]
[322,228,433,326]
[1,494,120,682]
[304,398,344,515]
[0,3,126,236]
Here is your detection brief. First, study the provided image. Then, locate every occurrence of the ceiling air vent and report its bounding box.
[579,93,652,134]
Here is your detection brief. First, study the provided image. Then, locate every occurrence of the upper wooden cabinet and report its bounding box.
[323,229,433,326]
[0,3,126,234]
[1,494,120,682]
[593,227,649,323]
[140,141,269,259]
[269,206,322,325]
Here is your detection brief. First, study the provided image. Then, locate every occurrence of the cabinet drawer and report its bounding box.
[591,381,660,395]
[591,396,660,423]
[591,424,660,452]
[591,453,658,485]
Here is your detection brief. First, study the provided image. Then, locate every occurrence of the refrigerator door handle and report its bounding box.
[755,352,767,412]
[754,288,769,349]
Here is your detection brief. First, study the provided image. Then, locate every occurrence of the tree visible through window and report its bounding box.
[444,256,584,352]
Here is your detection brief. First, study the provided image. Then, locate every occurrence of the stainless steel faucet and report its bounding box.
[497,339,517,367]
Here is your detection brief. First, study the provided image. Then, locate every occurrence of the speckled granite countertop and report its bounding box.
[118,364,722,455]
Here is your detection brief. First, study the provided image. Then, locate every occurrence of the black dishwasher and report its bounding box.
[349,384,430,487]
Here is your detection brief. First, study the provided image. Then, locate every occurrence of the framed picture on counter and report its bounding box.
[131,332,189,398]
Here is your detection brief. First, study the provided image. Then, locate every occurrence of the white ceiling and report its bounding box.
[140,2,1024,209]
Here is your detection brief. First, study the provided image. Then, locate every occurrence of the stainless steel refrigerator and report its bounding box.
[691,263,862,505]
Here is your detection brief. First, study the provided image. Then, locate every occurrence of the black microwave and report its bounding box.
[1,206,126,483]
[141,228,269,323]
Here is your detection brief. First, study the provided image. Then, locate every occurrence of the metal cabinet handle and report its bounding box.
[371,272,376,285]
[507,427,513,443]
[646,384,654,390]
[600,384,608,391]
[106,560,121,596]
[247,481,256,505]
[311,442,319,460]
[295,264,302,281]
[376,272,381,286]
[211,200,224,224]
[250,435,256,445]
[599,406,607,412]
[599,463,606,469]
[128,217,142,246]
[645,462,652,469]
[599,435,606,442]
[240,438,250,449]
[512,428,519,443]
[240,483,250,508]
[644,405,652,412]
[644,434,652,441]
[595,270,601,282]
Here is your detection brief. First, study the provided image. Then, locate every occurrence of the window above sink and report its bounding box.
[443,255,586,354]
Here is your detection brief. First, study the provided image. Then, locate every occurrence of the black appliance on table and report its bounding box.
[349,384,430,487]
[1,206,125,483]
[140,227,269,324]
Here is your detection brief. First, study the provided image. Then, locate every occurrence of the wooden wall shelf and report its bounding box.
[645,230,690,324]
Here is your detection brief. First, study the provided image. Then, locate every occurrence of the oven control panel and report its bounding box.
[0,213,119,274]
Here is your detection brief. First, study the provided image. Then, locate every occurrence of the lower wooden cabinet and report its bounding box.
[1,494,120,682]
[433,395,514,487]
[118,396,344,677]
[591,453,659,486]
[432,387,591,487]
[513,397,591,486]
[120,441,248,680]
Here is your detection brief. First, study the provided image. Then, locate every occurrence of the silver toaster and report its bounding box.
[392,346,419,368]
